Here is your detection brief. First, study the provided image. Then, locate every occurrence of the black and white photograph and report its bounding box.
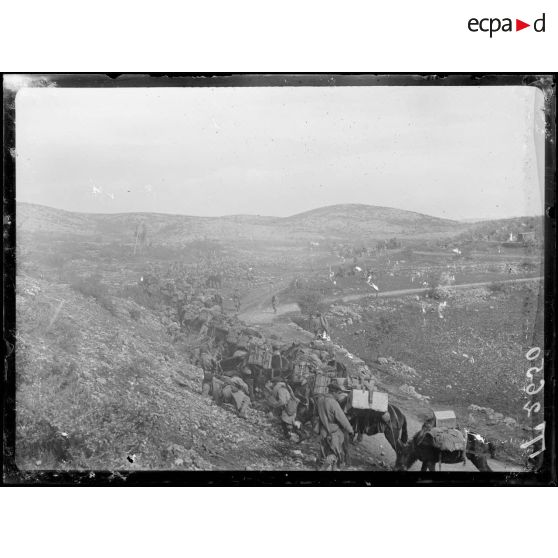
[2,74,554,482]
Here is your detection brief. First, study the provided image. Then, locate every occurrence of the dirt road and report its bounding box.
[413,250,541,260]
[340,275,541,303]
[240,276,542,325]
[237,275,295,324]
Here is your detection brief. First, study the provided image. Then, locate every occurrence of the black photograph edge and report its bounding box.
[2,72,556,486]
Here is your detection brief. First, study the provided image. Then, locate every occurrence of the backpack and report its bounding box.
[427,427,466,452]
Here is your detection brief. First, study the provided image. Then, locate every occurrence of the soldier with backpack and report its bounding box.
[265,378,301,439]
[314,384,354,470]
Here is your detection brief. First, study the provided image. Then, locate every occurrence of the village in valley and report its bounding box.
[15,201,544,472]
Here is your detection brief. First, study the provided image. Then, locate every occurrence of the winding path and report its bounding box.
[240,276,542,325]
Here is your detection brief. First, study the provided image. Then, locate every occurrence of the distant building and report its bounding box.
[518,231,536,244]
[505,230,536,245]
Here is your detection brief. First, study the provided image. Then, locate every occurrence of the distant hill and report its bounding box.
[17,202,467,245]
[280,204,461,238]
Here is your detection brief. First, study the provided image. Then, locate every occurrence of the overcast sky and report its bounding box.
[15,85,545,221]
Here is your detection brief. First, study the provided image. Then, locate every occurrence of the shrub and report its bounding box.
[69,274,116,314]
[427,286,450,300]
[375,315,398,336]
[461,246,474,260]
[16,414,73,466]
[40,252,69,269]
[129,308,142,321]
[369,315,401,359]
[121,284,164,311]
[296,290,326,318]
[488,281,507,294]
[424,269,442,290]
[116,355,155,381]
[48,318,82,353]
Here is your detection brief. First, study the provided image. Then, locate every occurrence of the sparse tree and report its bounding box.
[296,290,326,320]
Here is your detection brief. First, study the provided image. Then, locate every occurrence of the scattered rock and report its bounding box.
[400,384,430,402]
[381,357,419,381]
[469,405,521,429]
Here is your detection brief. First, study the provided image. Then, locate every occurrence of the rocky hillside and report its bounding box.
[17,202,465,245]
[14,274,314,472]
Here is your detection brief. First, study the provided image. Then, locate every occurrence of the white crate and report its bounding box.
[348,389,370,410]
[370,391,389,413]
[434,410,457,428]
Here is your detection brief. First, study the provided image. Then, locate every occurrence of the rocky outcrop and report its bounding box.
[468,404,518,428]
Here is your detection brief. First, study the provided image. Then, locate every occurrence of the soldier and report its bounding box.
[213,376,251,419]
[314,384,354,470]
[240,365,256,401]
[200,351,217,396]
[312,312,330,339]
[265,379,301,439]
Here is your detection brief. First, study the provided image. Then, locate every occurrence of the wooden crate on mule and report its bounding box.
[434,410,457,429]
[312,373,331,395]
[347,389,370,410]
[370,391,389,413]
[347,389,389,412]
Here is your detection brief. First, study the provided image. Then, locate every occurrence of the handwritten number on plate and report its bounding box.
[526,359,544,380]
[522,401,541,418]
[525,379,545,396]
[525,347,541,361]
[520,422,546,459]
